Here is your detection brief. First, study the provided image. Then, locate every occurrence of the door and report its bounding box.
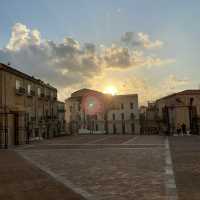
[14,113,19,145]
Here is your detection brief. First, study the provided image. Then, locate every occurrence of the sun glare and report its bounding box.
[104,86,118,95]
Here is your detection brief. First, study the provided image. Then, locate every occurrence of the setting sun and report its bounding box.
[103,86,118,95]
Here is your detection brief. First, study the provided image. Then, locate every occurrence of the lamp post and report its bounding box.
[189,98,194,134]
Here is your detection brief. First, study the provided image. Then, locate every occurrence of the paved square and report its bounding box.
[17,135,168,200]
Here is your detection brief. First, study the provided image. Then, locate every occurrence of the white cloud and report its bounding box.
[102,45,175,69]
[121,31,163,49]
[138,32,163,49]
[0,23,175,101]
[163,74,190,91]
[7,23,41,50]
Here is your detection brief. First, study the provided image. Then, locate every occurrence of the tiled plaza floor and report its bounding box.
[170,136,200,200]
[0,150,86,200]
[17,135,167,200]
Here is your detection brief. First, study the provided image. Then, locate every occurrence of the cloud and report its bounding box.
[138,32,163,49]
[102,45,175,69]
[0,23,175,101]
[7,23,41,50]
[163,74,190,91]
[121,31,163,49]
[1,23,102,89]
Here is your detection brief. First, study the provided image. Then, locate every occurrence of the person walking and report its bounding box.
[177,124,181,135]
[181,123,187,135]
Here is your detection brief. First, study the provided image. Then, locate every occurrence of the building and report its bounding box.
[0,63,64,147]
[57,101,66,136]
[139,102,159,135]
[155,90,200,135]
[65,88,140,134]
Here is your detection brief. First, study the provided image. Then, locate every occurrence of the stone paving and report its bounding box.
[0,150,86,200]
[170,136,200,200]
[17,135,168,200]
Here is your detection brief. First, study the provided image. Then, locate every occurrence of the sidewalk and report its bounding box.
[0,150,85,200]
[169,136,200,200]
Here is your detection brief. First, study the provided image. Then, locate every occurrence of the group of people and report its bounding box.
[176,123,189,135]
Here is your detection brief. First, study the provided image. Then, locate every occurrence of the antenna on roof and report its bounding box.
[7,62,11,66]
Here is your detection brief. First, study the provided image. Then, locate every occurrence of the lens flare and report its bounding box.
[82,92,104,115]
[104,86,117,95]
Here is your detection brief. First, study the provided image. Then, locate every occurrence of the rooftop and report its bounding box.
[0,63,57,91]
[156,89,200,102]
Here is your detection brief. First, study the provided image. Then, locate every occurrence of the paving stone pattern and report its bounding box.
[18,135,168,200]
[0,150,86,200]
[170,136,200,200]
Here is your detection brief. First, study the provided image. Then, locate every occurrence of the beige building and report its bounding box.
[0,63,64,147]
[155,90,200,135]
[140,102,159,135]
[57,101,66,135]
[65,89,140,134]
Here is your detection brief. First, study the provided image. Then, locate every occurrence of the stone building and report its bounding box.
[155,90,200,135]
[139,102,159,135]
[65,88,140,134]
[57,101,66,136]
[0,63,64,147]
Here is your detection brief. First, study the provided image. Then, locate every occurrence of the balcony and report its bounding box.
[44,95,51,101]
[30,116,36,121]
[58,108,65,113]
[16,87,26,96]
[39,116,44,123]
[27,90,35,97]
[53,96,57,101]
[38,93,45,99]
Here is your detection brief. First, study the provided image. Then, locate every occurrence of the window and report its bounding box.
[38,88,41,96]
[131,123,135,133]
[122,123,125,134]
[70,106,72,112]
[130,113,135,120]
[112,113,115,120]
[78,104,81,111]
[121,113,124,120]
[16,80,21,90]
[45,88,48,96]
[121,103,124,109]
[113,124,116,134]
[27,84,31,95]
[130,102,134,109]
[96,124,98,131]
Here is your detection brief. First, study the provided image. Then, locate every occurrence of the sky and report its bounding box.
[0,0,200,104]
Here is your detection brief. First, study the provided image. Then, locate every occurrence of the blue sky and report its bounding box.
[0,0,200,103]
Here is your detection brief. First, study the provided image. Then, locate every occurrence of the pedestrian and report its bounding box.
[177,124,181,135]
[181,123,186,135]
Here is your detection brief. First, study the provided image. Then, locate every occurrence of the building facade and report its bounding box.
[139,102,159,135]
[155,90,200,135]
[65,89,140,134]
[57,101,66,136]
[0,63,64,147]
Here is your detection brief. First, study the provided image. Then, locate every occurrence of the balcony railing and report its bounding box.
[16,87,26,95]
[53,96,57,101]
[27,90,35,97]
[30,116,36,121]
[45,95,51,101]
[38,93,45,99]
[58,108,65,113]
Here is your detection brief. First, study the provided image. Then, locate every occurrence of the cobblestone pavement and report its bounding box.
[0,150,86,200]
[18,135,168,200]
[170,136,200,200]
